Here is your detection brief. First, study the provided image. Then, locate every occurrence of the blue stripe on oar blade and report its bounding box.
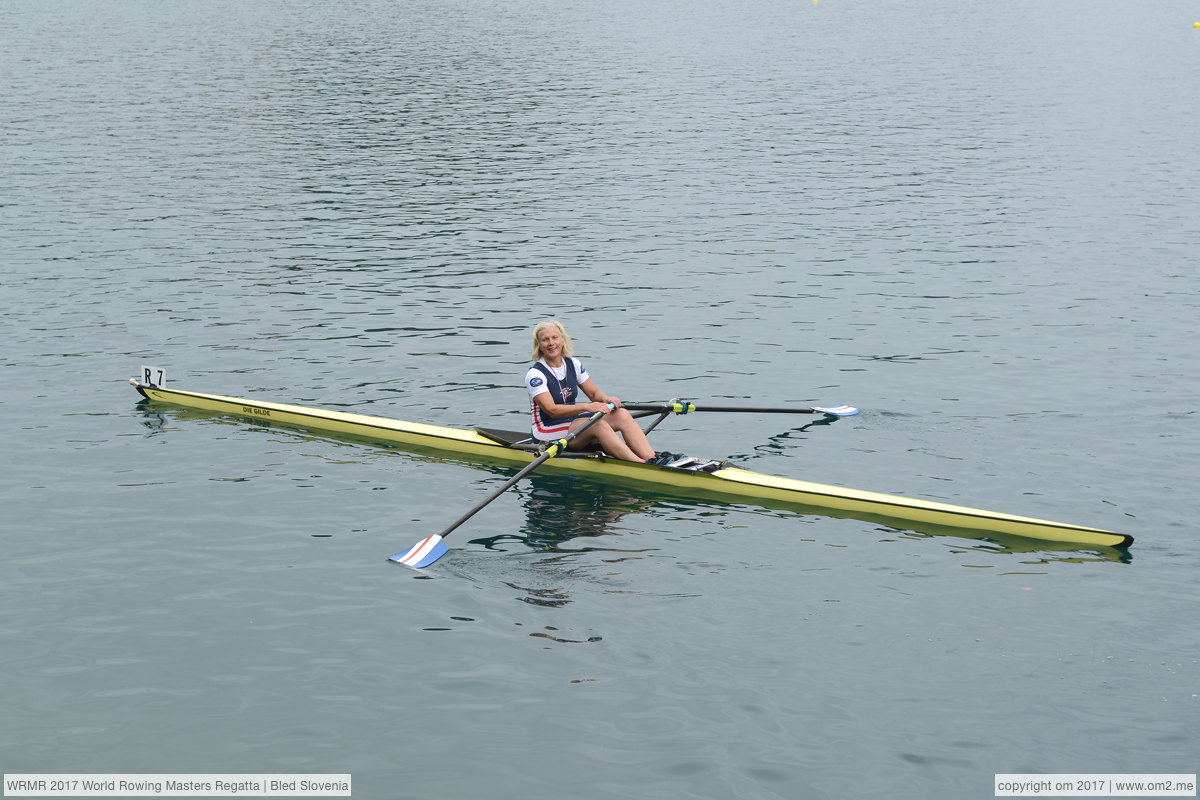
[390,535,448,568]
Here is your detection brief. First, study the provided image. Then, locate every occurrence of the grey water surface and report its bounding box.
[2,1,1197,798]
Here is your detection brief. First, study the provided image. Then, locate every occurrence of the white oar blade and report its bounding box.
[389,534,448,569]
[813,404,860,416]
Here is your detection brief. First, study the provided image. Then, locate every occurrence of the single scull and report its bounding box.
[129,379,1133,550]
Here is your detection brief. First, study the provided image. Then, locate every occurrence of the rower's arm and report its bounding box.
[535,388,608,418]
[580,378,620,409]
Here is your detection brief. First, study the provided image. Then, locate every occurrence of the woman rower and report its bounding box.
[525,319,679,465]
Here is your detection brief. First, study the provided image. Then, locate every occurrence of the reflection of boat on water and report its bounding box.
[520,479,634,547]
[130,380,1133,557]
[471,473,653,552]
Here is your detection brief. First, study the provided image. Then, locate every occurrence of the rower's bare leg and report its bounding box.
[569,417,644,462]
[606,409,656,460]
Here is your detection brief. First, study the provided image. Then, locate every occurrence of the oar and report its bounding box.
[388,403,616,569]
[623,401,860,417]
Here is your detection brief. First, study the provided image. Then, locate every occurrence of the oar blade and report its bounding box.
[389,534,449,569]
[813,404,860,416]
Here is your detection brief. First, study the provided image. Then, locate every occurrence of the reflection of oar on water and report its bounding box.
[623,402,860,416]
[388,403,616,569]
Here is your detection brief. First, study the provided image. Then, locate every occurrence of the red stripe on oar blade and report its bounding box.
[389,535,448,568]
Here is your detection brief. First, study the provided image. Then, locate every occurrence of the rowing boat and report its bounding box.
[128,379,1134,550]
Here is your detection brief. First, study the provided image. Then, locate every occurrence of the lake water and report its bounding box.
[2,1,1197,798]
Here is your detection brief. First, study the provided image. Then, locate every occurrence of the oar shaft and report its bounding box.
[624,403,824,415]
[392,403,620,567]
[429,404,613,540]
[434,442,561,539]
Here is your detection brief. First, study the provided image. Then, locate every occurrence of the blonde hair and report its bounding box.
[530,319,574,361]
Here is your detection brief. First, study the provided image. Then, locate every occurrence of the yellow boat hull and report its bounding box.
[130,381,1133,550]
